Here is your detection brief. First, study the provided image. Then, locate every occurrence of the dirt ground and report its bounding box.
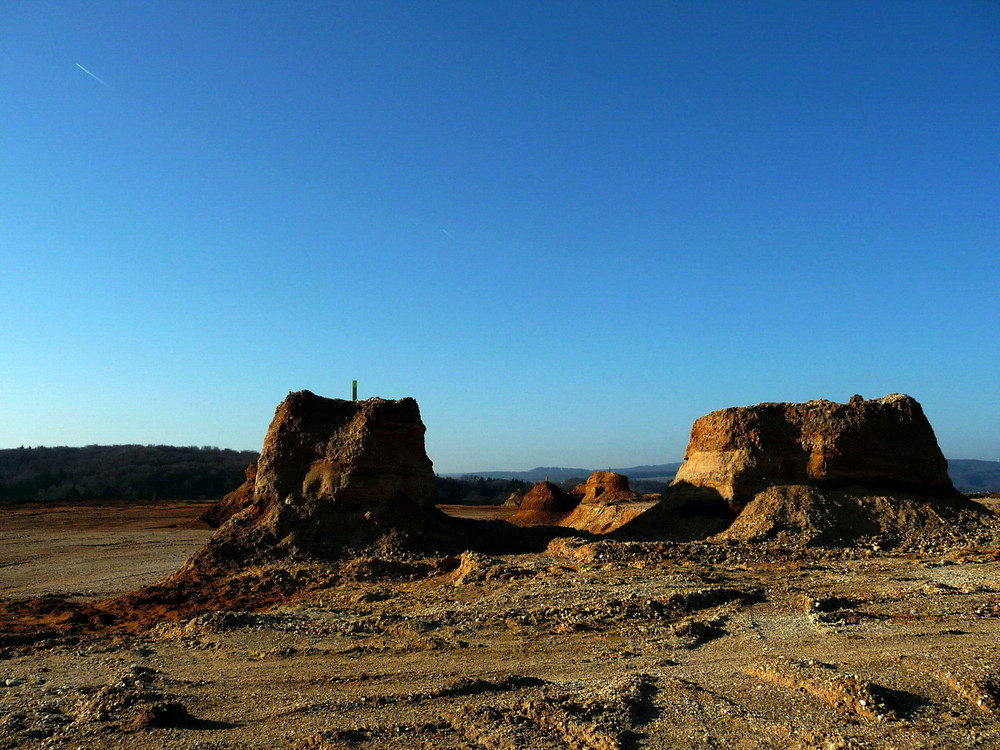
[1,500,1000,749]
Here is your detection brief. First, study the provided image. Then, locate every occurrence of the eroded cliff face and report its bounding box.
[672,394,957,508]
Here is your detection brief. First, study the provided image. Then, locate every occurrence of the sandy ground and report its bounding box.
[0,501,215,600]
[1,501,999,749]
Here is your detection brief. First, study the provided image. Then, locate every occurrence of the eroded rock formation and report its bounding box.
[559,471,654,534]
[618,393,990,546]
[572,471,641,505]
[508,481,581,526]
[191,391,453,564]
[670,393,958,510]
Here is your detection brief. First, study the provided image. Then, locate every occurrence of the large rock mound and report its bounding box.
[618,394,994,547]
[191,391,455,565]
[671,393,958,510]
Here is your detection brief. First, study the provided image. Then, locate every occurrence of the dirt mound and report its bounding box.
[507,481,581,526]
[716,485,997,549]
[502,490,525,508]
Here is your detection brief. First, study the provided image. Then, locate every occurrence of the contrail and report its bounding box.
[75,63,114,90]
[442,229,455,240]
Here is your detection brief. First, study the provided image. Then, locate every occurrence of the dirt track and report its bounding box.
[1,501,999,749]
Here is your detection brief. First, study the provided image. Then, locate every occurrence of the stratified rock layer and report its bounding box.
[671,394,957,508]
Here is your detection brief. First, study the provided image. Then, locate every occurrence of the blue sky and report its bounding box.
[2,1,998,473]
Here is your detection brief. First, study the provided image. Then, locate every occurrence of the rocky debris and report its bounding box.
[748,658,900,722]
[126,700,196,730]
[443,674,657,750]
[71,664,200,733]
[715,485,996,548]
[937,665,1000,715]
[508,481,581,526]
[451,551,534,586]
[671,394,958,509]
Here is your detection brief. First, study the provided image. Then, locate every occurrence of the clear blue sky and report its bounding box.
[2,1,998,473]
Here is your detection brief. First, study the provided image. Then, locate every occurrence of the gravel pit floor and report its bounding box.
[1,501,999,749]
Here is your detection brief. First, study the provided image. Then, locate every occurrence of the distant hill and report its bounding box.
[454,460,1000,493]
[450,463,684,484]
[947,459,1000,493]
[0,445,259,503]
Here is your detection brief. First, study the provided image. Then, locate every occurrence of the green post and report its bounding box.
[352,380,358,401]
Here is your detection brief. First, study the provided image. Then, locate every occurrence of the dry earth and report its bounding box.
[2,501,1000,749]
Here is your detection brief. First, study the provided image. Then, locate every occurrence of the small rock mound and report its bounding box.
[502,490,525,509]
[572,471,641,504]
[559,471,657,534]
[508,481,581,526]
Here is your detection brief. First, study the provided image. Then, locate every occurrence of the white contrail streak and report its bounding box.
[442,229,455,240]
[75,63,114,90]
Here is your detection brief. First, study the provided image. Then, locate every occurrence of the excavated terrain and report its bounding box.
[2,499,1000,749]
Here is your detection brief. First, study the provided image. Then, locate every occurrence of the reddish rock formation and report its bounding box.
[572,471,641,505]
[670,393,958,509]
[508,481,581,526]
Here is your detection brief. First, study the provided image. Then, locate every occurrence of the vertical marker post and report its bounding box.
[352,380,358,401]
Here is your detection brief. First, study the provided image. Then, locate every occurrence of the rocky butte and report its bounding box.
[192,390,463,566]
[619,393,993,546]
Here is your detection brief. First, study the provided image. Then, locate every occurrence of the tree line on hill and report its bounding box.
[0,445,258,503]
[0,446,533,505]
[3,446,993,504]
